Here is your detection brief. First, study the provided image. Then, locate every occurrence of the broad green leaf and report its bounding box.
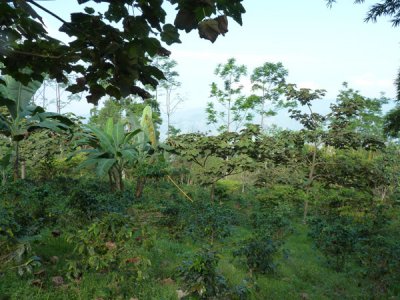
[120,149,137,162]
[28,120,68,133]
[96,158,116,176]
[112,121,125,148]
[76,157,99,170]
[140,105,156,147]
[161,23,181,45]
[0,75,41,119]
[0,152,11,169]
[38,112,74,126]
[87,124,115,153]
[124,128,141,144]
[104,118,114,137]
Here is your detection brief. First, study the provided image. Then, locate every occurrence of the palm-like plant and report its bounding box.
[132,105,161,197]
[76,118,141,191]
[0,75,72,180]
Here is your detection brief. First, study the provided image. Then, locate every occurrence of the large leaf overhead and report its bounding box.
[198,19,220,43]
[0,75,72,140]
[0,75,41,119]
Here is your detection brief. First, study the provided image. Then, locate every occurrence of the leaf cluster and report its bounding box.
[1,0,245,104]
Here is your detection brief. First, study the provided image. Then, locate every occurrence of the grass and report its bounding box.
[0,222,371,300]
[0,193,391,300]
[215,222,369,300]
[256,223,366,300]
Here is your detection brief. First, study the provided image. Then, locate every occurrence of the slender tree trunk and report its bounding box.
[2,170,6,186]
[166,89,171,139]
[56,83,61,114]
[303,141,318,224]
[113,167,123,191]
[380,187,387,202]
[303,199,309,224]
[13,141,19,181]
[210,182,215,202]
[108,170,114,191]
[135,176,146,198]
[167,112,171,139]
[241,172,245,193]
[227,96,232,133]
[260,86,265,129]
[119,172,124,191]
[21,160,26,180]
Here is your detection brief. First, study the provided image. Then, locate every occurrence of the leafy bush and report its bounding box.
[178,247,229,299]
[251,186,296,237]
[251,203,292,238]
[354,207,400,296]
[234,234,281,275]
[185,201,236,242]
[160,199,187,230]
[160,194,237,242]
[357,233,400,296]
[214,180,242,201]
[308,215,361,271]
[66,178,135,219]
[0,180,51,238]
[67,213,147,273]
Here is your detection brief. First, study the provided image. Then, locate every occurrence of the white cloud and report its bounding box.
[348,73,396,97]
[171,50,318,68]
[351,73,394,89]
[297,81,321,90]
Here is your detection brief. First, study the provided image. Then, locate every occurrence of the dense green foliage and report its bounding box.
[1,2,400,299]
[1,80,398,299]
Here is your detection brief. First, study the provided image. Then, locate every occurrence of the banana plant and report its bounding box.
[129,105,167,198]
[76,117,141,191]
[0,75,73,180]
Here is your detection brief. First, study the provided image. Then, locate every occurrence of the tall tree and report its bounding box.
[89,98,124,126]
[32,75,83,113]
[327,83,387,150]
[250,62,289,129]
[206,58,253,132]
[286,84,327,223]
[153,56,184,138]
[170,128,257,201]
[384,69,400,137]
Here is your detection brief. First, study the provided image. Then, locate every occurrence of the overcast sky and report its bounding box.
[37,0,399,134]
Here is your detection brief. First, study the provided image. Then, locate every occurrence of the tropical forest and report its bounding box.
[1,1,400,299]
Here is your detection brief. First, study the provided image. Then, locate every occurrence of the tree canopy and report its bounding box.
[0,0,245,105]
[326,0,400,27]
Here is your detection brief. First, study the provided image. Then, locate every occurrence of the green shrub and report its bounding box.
[251,187,296,237]
[178,247,229,299]
[234,234,281,275]
[0,180,51,237]
[354,207,400,296]
[66,179,135,219]
[186,201,236,242]
[214,180,242,201]
[66,212,150,280]
[160,194,237,242]
[308,215,361,271]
